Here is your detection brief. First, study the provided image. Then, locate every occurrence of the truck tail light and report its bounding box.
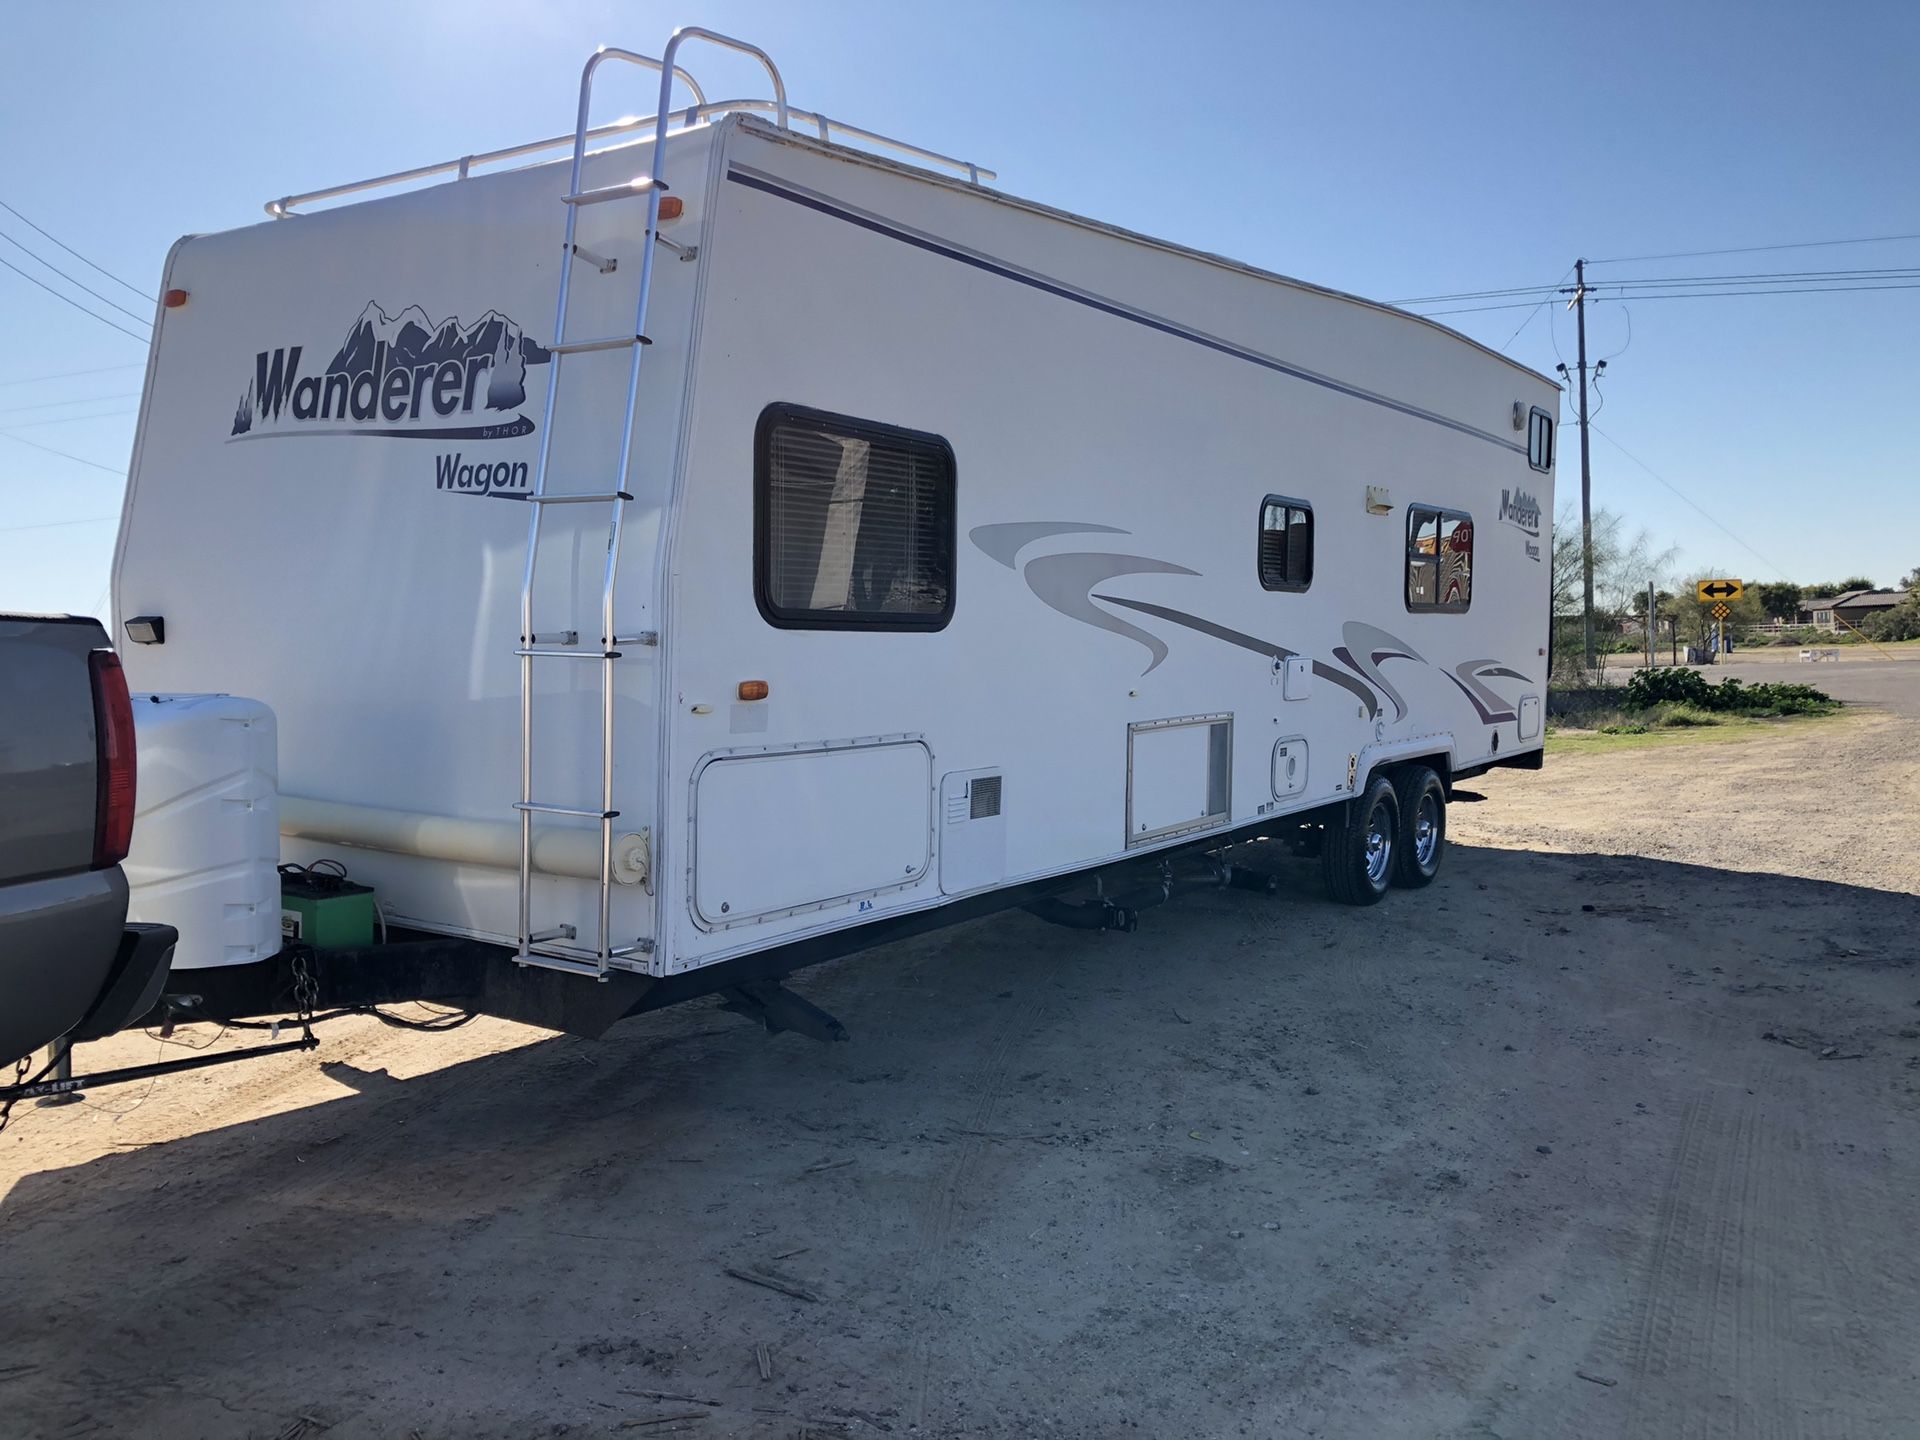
[89,650,136,868]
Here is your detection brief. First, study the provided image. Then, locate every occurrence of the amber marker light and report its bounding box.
[657,196,685,221]
[163,289,190,308]
[738,680,769,701]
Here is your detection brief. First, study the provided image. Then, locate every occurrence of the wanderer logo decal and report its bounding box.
[227,300,551,443]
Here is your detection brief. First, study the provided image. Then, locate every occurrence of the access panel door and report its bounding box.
[691,738,933,930]
[1126,714,1232,848]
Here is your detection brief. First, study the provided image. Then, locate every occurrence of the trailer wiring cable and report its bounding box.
[3,955,474,1123]
[161,940,477,1037]
[173,1003,479,1035]
[79,1030,174,1125]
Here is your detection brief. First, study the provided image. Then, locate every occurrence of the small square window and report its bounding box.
[1407,505,1472,612]
[1527,408,1555,473]
[1259,496,1313,592]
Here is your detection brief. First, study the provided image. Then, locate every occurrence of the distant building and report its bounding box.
[1806,589,1906,632]
[1802,595,1838,629]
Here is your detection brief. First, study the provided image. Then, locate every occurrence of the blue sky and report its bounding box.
[2,0,1915,615]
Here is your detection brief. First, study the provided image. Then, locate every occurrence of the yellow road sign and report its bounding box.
[1697,578,1744,602]
[1711,602,1730,620]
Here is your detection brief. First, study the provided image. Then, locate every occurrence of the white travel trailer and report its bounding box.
[113,28,1557,1032]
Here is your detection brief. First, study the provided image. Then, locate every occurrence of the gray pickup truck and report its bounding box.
[1,614,175,1069]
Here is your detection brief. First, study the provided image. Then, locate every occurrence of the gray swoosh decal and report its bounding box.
[1331,622,1428,723]
[1093,593,1296,660]
[970,521,1129,569]
[1092,593,1382,716]
[1024,553,1198,673]
[1447,658,1522,724]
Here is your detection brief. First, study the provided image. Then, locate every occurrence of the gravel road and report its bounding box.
[4,658,1917,1439]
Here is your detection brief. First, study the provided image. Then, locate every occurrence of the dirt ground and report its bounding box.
[5,657,1918,1440]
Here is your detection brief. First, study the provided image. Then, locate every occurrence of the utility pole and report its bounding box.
[1570,259,1596,671]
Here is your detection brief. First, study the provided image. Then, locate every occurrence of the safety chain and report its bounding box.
[0,1050,37,1139]
[289,945,320,1045]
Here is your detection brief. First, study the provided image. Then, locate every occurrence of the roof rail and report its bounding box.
[265,38,995,218]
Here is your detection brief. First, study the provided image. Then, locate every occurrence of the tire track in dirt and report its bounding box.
[903,996,1050,1431]
[1575,1066,1866,1440]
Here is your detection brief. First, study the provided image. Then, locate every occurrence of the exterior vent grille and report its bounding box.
[969,775,1002,819]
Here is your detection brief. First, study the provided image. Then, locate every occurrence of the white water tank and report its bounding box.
[125,694,281,970]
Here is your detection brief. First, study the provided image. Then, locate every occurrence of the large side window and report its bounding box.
[754,404,955,630]
[1407,505,1472,612]
[1258,495,1314,592]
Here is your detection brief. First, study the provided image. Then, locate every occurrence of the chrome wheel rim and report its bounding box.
[1364,807,1393,885]
[1414,794,1440,868]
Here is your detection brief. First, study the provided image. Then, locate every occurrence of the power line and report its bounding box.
[1597,266,1920,287]
[0,514,118,535]
[0,254,150,344]
[1398,264,1920,313]
[0,362,143,389]
[0,231,151,325]
[0,198,154,302]
[1499,264,1575,352]
[3,407,140,430]
[1589,231,1920,266]
[0,427,125,475]
[1602,281,1920,302]
[0,391,141,418]
[1590,424,1793,582]
[1597,304,1632,365]
[1415,281,1920,316]
[1390,281,1566,305]
[1421,297,1589,316]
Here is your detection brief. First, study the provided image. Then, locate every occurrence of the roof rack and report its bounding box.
[264,37,996,219]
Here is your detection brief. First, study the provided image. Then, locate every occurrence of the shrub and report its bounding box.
[1862,598,1920,642]
[1623,667,1836,717]
[1624,667,1713,708]
[1653,703,1722,728]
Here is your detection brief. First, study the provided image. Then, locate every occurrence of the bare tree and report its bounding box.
[1550,506,1677,681]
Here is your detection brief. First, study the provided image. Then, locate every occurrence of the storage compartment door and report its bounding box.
[1271,736,1309,799]
[692,739,932,929]
[1127,715,1232,847]
[1517,694,1542,741]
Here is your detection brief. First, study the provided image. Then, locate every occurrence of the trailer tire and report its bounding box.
[1391,766,1447,888]
[1321,774,1399,906]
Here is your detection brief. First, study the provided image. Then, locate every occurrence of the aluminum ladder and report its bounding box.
[514,30,788,978]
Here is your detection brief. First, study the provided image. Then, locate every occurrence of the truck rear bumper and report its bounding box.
[0,867,130,1067]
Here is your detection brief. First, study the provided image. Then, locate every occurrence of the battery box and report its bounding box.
[280,873,376,949]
